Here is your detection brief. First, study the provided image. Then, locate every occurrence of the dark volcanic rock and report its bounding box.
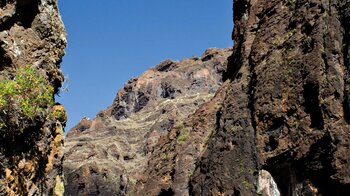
[66,0,350,195]
[66,117,92,138]
[136,0,350,195]
[64,48,232,195]
[0,0,66,195]
[188,0,350,195]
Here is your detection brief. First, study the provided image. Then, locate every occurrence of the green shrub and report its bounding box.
[0,65,54,130]
[50,105,67,124]
[177,128,190,145]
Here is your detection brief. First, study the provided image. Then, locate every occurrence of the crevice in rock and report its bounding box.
[301,37,315,53]
[0,0,40,31]
[268,117,284,133]
[233,0,248,21]
[155,60,177,72]
[201,53,214,62]
[233,188,241,196]
[160,83,176,99]
[265,136,278,152]
[111,105,128,120]
[248,53,257,134]
[343,96,350,123]
[158,188,174,196]
[16,0,39,28]
[223,42,242,81]
[134,92,149,112]
[0,122,42,157]
[301,22,313,36]
[287,106,297,117]
[0,43,12,70]
[302,82,324,129]
[340,2,350,124]
[77,183,85,194]
[263,151,298,196]
[264,132,350,195]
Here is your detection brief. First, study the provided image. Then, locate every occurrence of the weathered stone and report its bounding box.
[258,170,280,196]
[64,48,231,195]
[190,0,350,195]
[64,0,350,195]
[0,0,66,195]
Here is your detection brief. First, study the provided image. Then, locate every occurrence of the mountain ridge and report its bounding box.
[64,48,232,195]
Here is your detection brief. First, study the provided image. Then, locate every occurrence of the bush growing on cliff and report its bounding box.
[0,65,54,131]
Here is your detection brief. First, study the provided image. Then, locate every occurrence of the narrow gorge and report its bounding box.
[1,0,350,196]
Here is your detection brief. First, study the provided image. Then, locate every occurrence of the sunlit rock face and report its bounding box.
[65,0,350,195]
[64,48,232,195]
[0,0,67,195]
[258,170,280,196]
[144,0,349,195]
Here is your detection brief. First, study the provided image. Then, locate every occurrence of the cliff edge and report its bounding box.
[0,0,66,195]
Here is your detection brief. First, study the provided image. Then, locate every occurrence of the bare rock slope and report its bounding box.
[65,0,350,195]
[64,48,231,195]
[0,0,66,195]
[125,0,350,195]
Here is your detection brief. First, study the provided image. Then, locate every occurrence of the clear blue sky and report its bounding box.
[56,0,233,131]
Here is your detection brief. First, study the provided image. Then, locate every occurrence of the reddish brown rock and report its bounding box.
[0,0,67,195]
[189,0,350,195]
[65,0,350,195]
[66,117,92,137]
[136,0,350,195]
[64,48,232,195]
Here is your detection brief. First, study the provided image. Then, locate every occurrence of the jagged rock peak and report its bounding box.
[109,48,231,121]
[63,48,232,195]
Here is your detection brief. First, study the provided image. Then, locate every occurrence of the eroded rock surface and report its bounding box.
[64,48,231,195]
[188,0,350,195]
[65,0,350,195]
[134,0,350,195]
[0,0,66,195]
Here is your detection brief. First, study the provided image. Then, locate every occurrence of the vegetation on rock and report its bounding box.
[0,65,54,132]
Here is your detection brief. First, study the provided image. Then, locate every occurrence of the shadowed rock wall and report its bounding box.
[190,0,350,195]
[136,0,350,195]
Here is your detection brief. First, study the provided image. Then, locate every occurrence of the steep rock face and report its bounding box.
[65,0,350,195]
[189,0,350,195]
[136,0,350,195]
[0,0,66,195]
[63,48,231,195]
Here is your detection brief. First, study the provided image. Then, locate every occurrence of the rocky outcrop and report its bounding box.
[131,0,350,195]
[188,0,350,195]
[0,0,66,195]
[63,48,231,195]
[65,0,350,195]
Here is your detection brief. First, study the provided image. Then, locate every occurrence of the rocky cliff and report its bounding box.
[65,0,350,195]
[143,0,350,195]
[63,48,231,195]
[188,0,350,195]
[0,0,66,195]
